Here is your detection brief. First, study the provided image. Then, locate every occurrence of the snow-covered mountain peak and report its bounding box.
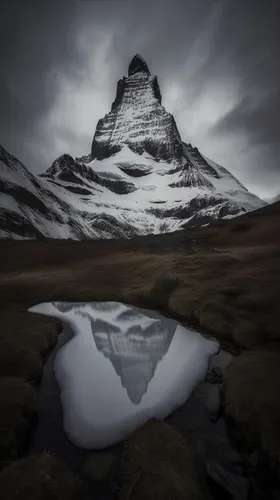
[91,56,179,161]
[128,54,151,76]
[43,154,77,178]
[0,55,267,240]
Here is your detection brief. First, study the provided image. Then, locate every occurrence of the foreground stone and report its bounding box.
[0,453,81,500]
[120,419,211,500]
[0,377,36,462]
[0,345,41,381]
[206,458,248,500]
[205,384,222,422]
[205,367,223,384]
[224,350,280,497]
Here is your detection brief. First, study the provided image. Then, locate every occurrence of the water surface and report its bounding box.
[29,301,219,449]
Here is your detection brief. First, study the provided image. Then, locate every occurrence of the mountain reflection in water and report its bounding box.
[29,301,219,449]
[54,301,176,404]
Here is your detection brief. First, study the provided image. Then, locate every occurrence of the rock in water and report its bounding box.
[206,384,222,422]
[206,458,248,500]
[205,367,224,384]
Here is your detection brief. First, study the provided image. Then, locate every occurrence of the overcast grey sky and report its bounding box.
[1,0,279,199]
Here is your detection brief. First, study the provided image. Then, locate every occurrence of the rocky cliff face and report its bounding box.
[91,54,183,162]
[0,55,266,240]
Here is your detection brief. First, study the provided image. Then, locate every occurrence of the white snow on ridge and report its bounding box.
[0,141,266,240]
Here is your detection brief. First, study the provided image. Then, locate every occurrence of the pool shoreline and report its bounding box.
[28,307,245,499]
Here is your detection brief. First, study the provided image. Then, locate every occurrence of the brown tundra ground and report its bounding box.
[0,201,280,498]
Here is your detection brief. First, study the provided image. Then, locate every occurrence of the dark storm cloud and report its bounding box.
[206,0,280,186]
[0,0,279,198]
[211,91,280,145]
[0,0,215,167]
[0,0,86,166]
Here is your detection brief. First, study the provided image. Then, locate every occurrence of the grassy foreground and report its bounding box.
[0,200,280,496]
[121,419,210,500]
[1,201,280,351]
[0,453,81,500]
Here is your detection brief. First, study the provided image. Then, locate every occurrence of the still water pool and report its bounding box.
[29,301,219,449]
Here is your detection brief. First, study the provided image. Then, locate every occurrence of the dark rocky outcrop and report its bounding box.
[121,419,211,500]
[91,55,182,161]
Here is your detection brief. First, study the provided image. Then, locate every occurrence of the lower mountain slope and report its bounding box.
[0,143,265,240]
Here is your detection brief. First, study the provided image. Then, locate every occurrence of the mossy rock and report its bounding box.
[0,453,81,500]
[224,350,280,473]
[0,377,36,461]
[120,419,211,500]
[0,344,41,381]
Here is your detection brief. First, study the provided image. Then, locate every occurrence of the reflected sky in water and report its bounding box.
[29,301,219,449]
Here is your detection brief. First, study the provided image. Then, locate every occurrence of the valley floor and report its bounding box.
[1,200,279,351]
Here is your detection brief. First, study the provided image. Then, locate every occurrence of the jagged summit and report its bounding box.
[91,55,178,160]
[128,54,150,76]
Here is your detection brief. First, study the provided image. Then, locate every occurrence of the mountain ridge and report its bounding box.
[0,54,266,240]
